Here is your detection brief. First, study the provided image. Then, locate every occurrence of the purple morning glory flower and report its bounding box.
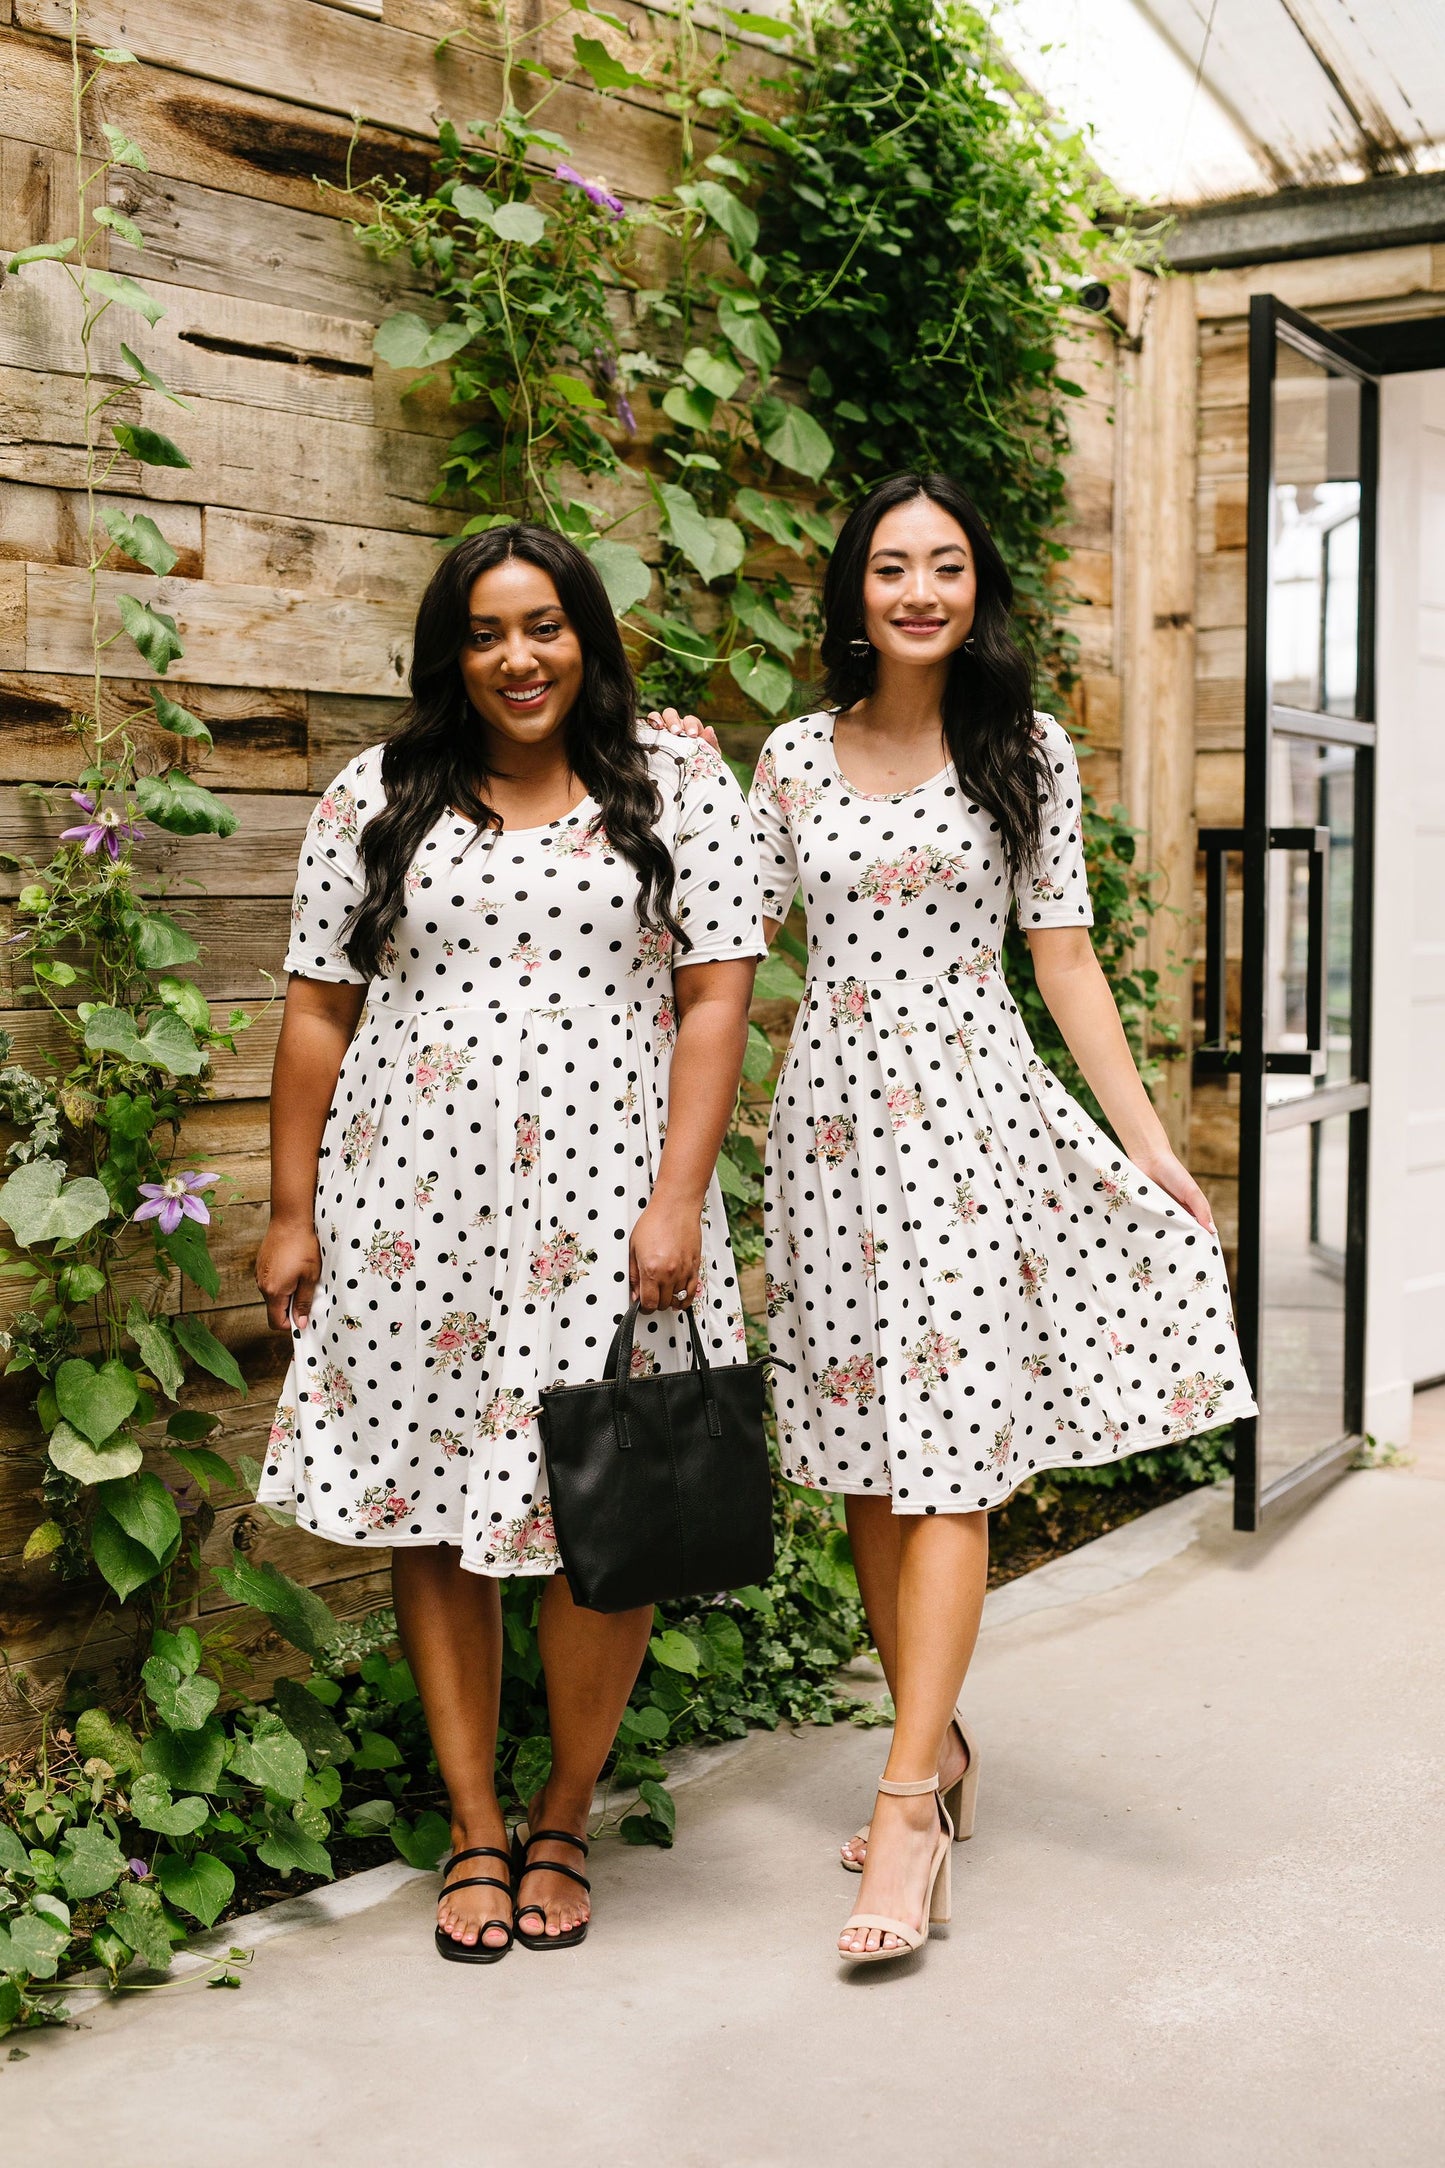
[133,1169,218,1236]
[616,395,637,437]
[555,162,624,218]
[594,345,618,386]
[60,790,145,861]
[128,1858,150,1879]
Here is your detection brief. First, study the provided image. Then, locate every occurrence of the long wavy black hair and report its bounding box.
[820,472,1053,884]
[342,524,685,979]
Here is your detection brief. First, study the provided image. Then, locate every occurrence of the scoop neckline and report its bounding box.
[821,713,953,803]
[447,794,597,837]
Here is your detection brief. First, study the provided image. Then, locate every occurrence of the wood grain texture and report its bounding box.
[0,670,307,787]
[0,782,309,895]
[25,561,414,695]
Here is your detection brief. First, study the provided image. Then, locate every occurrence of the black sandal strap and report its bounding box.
[445,1846,511,1870]
[521,1827,590,1856]
[514,1903,547,1923]
[437,1874,511,1899]
[516,1858,590,1892]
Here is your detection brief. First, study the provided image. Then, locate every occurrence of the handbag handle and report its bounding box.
[603,1300,721,1450]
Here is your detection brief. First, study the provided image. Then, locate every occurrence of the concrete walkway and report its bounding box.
[8,1466,1444,2167]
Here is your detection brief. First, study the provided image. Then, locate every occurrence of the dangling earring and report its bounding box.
[848,635,871,657]
[963,635,977,652]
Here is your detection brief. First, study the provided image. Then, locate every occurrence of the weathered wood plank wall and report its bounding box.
[0,0,1122,1740]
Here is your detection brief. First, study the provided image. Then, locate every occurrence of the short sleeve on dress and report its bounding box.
[1015,716,1094,930]
[667,741,767,967]
[283,758,373,984]
[748,736,801,922]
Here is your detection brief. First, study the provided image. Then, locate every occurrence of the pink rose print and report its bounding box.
[414,1173,437,1209]
[357,1481,410,1533]
[1018,1249,1049,1295]
[339,1111,377,1170]
[514,1114,542,1176]
[1030,875,1066,903]
[315,782,359,843]
[988,1417,1015,1470]
[525,1230,597,1300]
[312,1362,355,1419]
[267,1404,297,1454]
[479,1388,539,1439]
[951,1179,980,1226]
[485,1499,557,1568]
[653,996,677,1051]
[886,1083,926,1132]
[960,945,999,984]
[511,936,543,977]
[364,1229,416,1278]
[430,1427,467,1459]
[856,844,966,907]
[1126,1256,1154,1289]
[811,1113,856,1167]
[550,818,605,860]
[1023,1354,1049,1379]
[427,1311,488,1362]
[815,1352,876,1409]
[413,1041,472,1105]
[903,1329,962,1390]
[1093,1171,1135,1218]
[1041,1188,1063,1214]
[629,1345,659,1378]
[757,746,824,824]
[860,1228,884,1283]
[765,1273,794,1317]
[633,925,676,975]
[1163,1372,1228,1433]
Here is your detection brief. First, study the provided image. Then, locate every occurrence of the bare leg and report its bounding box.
[841,1496,977,1867]
[519,1574,654,1940]
[391,1546,511,1952]
[839,1510,988,1955]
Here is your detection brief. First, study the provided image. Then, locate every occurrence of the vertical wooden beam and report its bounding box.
[1118,272,1199,1154]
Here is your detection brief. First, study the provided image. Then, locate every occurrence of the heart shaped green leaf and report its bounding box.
[56,1821,127,1902]
[129,1772,211,1837]
[116,593,184,672]
[0,1158,110,1246]
[48,1420,143,1486]
[141,1717,225,1794]
[54,1356,139,1446]
[101,506,178,577]
[153,1850,234,1927]
[149,686,211,746]
[134,770,238,838]
[228,1715,307,1801]
[96,1469,182,1562]
[126,1302,185,1400]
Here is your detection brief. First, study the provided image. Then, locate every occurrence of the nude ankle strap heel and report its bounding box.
[841,1705,979,1872]
[838,1773,954,1967]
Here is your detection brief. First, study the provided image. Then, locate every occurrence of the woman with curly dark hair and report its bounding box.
[254,525,763,1963]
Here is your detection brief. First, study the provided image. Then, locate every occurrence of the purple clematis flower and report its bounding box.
[127,1858,150,1879]
[615,395,637,437]
[60,790,145,861]
[555,162,625,218]
[133,1169,219,1236]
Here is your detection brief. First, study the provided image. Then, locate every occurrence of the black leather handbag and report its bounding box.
[537,1302,775,1613]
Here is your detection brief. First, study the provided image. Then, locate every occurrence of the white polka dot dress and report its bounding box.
[258,731,765,1575]
[751,711,1256,1513]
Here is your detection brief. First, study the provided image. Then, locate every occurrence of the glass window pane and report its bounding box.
[1266,738,1358,1083]
[1258,1110,1352,1490]
[1269,345,1362,715]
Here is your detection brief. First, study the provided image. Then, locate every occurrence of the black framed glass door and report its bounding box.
[1224,296,1378,1530]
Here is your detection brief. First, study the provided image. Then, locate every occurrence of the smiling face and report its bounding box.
[457,556,586,754]
[860,495,977,668]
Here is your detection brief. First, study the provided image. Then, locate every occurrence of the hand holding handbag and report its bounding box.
[537,1301,775,1613]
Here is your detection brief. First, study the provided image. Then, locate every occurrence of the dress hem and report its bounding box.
[249,1502,563,1578]
[781,1389,1258,1514]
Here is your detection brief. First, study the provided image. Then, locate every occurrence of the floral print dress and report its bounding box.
[751,711,1256,1512]
[258,731,764,1575]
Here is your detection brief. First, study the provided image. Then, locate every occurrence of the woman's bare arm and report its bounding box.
[255,976,367,1329]
[1026,927,1214,1230]
[629,957,756,1312]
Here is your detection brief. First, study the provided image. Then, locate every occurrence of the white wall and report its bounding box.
[1367,369,1445,1443]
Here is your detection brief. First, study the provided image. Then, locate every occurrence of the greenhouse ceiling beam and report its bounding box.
[1164,170,1445,271]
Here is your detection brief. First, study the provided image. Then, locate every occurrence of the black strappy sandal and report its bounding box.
[434,1846,514,1964]
[511,1823,591,1951]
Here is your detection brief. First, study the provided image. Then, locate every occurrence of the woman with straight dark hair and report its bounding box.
[666,471,1253,1967]
[254,524,763,1962]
